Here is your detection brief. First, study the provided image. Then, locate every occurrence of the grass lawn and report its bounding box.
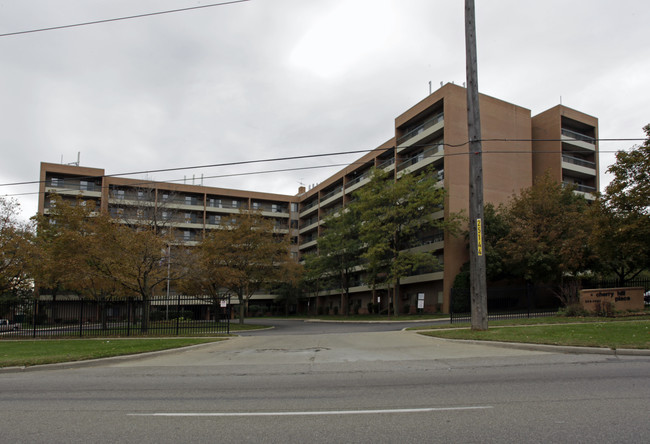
[419,320,650,349]
[263,314,448,321]
[408,314,650,330]
[0,338,224,368]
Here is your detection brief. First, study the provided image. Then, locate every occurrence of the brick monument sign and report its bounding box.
[579,287,644,313]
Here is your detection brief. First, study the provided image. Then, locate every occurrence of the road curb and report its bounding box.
[431,336,650,356]
[0,340,227,374]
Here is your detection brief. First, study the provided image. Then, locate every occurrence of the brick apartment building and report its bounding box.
[38,83,599,314]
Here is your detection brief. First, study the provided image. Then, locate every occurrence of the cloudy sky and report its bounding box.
[1,0,649,219]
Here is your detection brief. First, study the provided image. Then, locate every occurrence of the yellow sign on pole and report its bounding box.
[476,218,483,256]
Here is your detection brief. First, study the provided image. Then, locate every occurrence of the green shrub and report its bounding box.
[560,303,588,317]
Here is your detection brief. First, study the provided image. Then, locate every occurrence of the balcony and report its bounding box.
[251,202,289,216]
[46,179,102,197]
[561,128,596,152]
[562,154,597,178]
[377,157,395,171]
[319,186,343,207]
[397,112,444,150]
[299,199,319,218]
[562,181,597,200]
[396,143,444,176]
[345,172,371,194]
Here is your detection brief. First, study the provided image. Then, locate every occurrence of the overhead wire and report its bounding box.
[0,0,252,38]
[0,136,643,192]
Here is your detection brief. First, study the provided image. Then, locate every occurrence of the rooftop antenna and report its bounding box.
[201,174,204,186]
[429,81,432,95]
[63,151,81,166]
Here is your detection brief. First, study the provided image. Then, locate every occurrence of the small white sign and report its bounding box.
[220,300,227,308]
[417,300,425,309]
[418,293,425,301]
[377,297,381,303]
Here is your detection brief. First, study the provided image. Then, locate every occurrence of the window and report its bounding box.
[50,177,61,187]
[80,180,89,191]
[232,200,239,209]
[184,213,192,223]
[162,193,169,201]
[291,203,298,213]
[272,204,278,213]
[183,231,191,241]
[209,198,222,208]
[210,215,221,225]
[116,190,125,200]
[252,202,260,210]
[137,191,145,200]
[162,211,170,220]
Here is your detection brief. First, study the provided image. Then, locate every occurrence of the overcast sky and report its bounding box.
[1,0,649,219]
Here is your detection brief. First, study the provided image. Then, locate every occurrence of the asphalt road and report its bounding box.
[1,320,649,443]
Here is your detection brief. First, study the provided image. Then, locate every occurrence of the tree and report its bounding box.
[89,213,180,332]
[604,124,650,215]
[31,195,96,303]
[271,259,304,316]
[312,205,364,316]
[205,210,290,324]
[0,197,33,315]
[590,124,650,283]
[456,203,518,285]
[177,231,232,321]
[354,167,455,316]
[497,173,594,305]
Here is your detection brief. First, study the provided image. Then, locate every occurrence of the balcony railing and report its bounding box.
[396,143,444,172]
[561,128,595,144]
[300,216,319,229]
[346,172,371,188]
[48,179,100,191]
[562,181,597,194]
[377,157,395,170]
[320,186,343,203]
[301,200,318,213]
[206,200,241,210]
[397,112,444,145]
[252,203,288,213]
[562,155,596,169]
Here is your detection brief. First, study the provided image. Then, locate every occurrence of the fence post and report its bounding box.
[32,299,37,339]
[450,289,454,324]
[176,293,181,336]
[79,298,84,337]
[226,304,230,335]
[127,298,131,337]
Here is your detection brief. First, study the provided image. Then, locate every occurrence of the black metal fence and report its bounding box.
[0,295,230,339]
[450,278,650,324]
[582,277,650,292]
[450,285,561,323]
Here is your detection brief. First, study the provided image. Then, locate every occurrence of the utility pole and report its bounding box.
[464,0,488,330]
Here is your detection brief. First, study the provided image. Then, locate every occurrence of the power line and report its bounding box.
[0,145,630,200]
[2,135,643,189]
[0,137,642,191]
[0,0,251,38]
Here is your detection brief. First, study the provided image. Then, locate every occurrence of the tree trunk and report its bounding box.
[238,293,245,325]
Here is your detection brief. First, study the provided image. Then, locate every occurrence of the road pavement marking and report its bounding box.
[129,406,493,417]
